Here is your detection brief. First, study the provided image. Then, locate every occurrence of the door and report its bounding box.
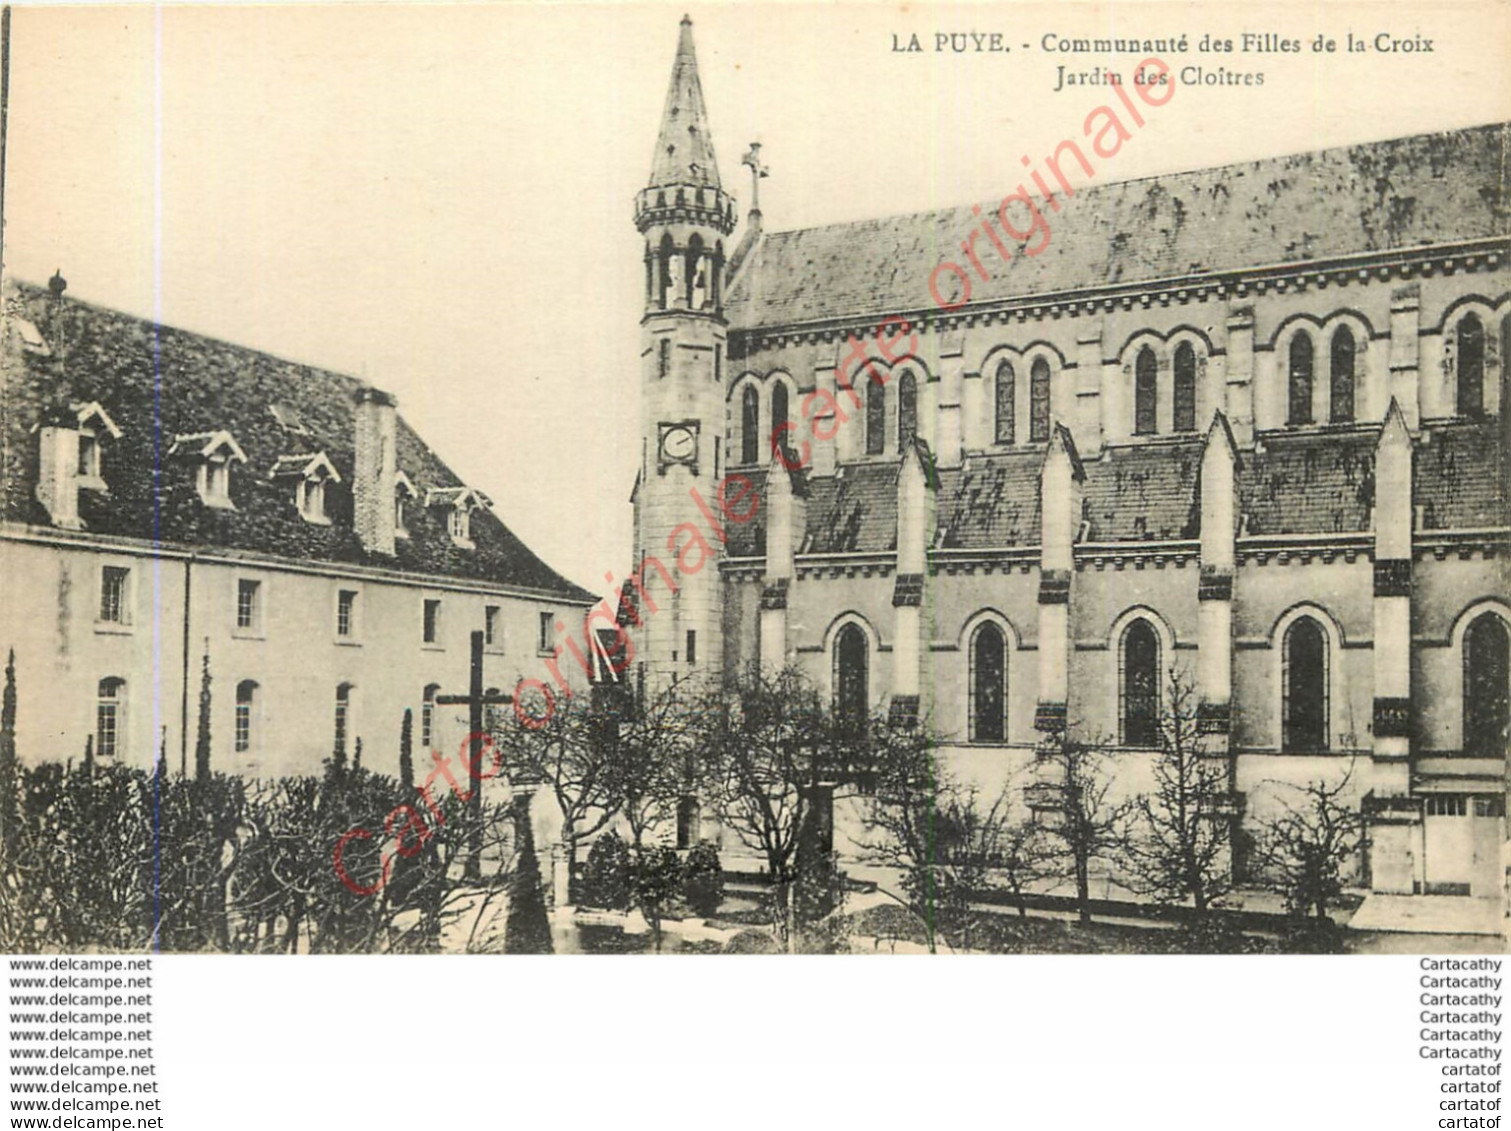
[1423,794,1504,896]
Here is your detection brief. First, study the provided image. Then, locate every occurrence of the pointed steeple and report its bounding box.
[649,16,721,190]
[635,18,736,237]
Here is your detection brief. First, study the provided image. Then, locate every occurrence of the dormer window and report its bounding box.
[270,452,340,525]
[300,477,329,523]
[170,431,247,510]
[394,471,418,539]
[77,432,100,478]
[426,486,491,550]
[203,458,232,506]
[69,402,120,490]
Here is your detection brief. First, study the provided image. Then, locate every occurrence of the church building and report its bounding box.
[625,18,1510,901]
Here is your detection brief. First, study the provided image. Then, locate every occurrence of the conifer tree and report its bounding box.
[399,709,415,792]
[0,649,18,853]
[504,797,553,954]
[193,646,213,782]
[81,734,94,776]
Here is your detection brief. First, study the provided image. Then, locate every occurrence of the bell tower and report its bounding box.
[628,16,737,693]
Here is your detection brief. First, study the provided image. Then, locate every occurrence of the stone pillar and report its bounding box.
[890,442,935,721]
[809,359,837,478]
[1035,425,1084,732]
[1367,399,1417,893]
[1224,306,1255,448]
[1389,285,1421,431]
[1197,412,1238,738]
[961,369,985,453]
[936,336,964,470]
[1075,326,1104,457]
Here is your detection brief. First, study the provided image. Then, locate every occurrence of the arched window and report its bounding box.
[685,234,705,309]
[1464,613,1509,756]
[1457,313,1485,417]
[335,682,355,758]
[1120,620,1160,747]
[1283,617,1329,752]
[1173,342,1197,433]
[657,234,675,310]
[1330,326,1356,424]
[994,360,1016,445]
[740,385,759,465]
[1288,332,1314,425]
[1030,358,1052,442]
[1134,347,1157,436]
[421,683,440,751]
[834,624,869,728]
[96,677,126,760]
[235,680,258,754]
[968,622,1007,743]
[770,381,790,459]
[897,370,918,448]
[865,371,886,456]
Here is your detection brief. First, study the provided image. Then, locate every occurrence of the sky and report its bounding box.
[4,1,1508,595]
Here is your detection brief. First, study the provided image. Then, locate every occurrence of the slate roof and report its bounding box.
[727,123,1511,331]
[722,422,1505,559]
[0,280,595,603]
[1083,440,1204,542]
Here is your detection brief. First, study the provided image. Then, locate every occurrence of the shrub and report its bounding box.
[681,842,724,918]
[632,844,683,952]
[582,831,632,910]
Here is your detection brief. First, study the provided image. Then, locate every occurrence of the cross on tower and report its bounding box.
[741,142,769,215]
[435,629,513,880]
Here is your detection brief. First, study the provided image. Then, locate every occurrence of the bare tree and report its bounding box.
[614,679,697,850]
[490,691,622,903]
[1118,671,1234,918]
[1036,725,1122,925]
[1253,765,1365,924]
[692,664,860,944]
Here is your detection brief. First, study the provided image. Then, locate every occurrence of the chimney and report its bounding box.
[35,412,81,530]
[352,387,398,556]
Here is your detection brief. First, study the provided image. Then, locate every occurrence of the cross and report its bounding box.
[436,630,513,880]
[741,142,769,215]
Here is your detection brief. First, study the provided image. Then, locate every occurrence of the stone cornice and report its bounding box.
[728,237,1509,352]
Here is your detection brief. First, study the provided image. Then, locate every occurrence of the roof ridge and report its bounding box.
[750,121,1511,243]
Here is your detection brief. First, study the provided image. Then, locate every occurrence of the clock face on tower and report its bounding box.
[657,421,700,472]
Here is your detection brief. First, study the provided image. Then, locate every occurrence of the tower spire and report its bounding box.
[648,16,721,190]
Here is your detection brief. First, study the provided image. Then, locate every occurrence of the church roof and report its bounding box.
[0,279,595,603]
[722,421,1506,560]
[726,123,1511,331]
[647,16,722,191]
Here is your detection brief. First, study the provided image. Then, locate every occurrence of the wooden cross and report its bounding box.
[741,142,768,215]
[436,630,513,880]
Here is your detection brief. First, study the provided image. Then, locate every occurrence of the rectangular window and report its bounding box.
[423,599,442,645]
[658,338,671,380]
[686,629,697,666]
[539,611,554,653]
[99,566,130,624]
[96,702,118,758]
[96,680,124,759]
[336,589,358,638]
[234,682,256,754]
[236,579,261,631]
[485,605,502,648]
[713,344,722,384]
